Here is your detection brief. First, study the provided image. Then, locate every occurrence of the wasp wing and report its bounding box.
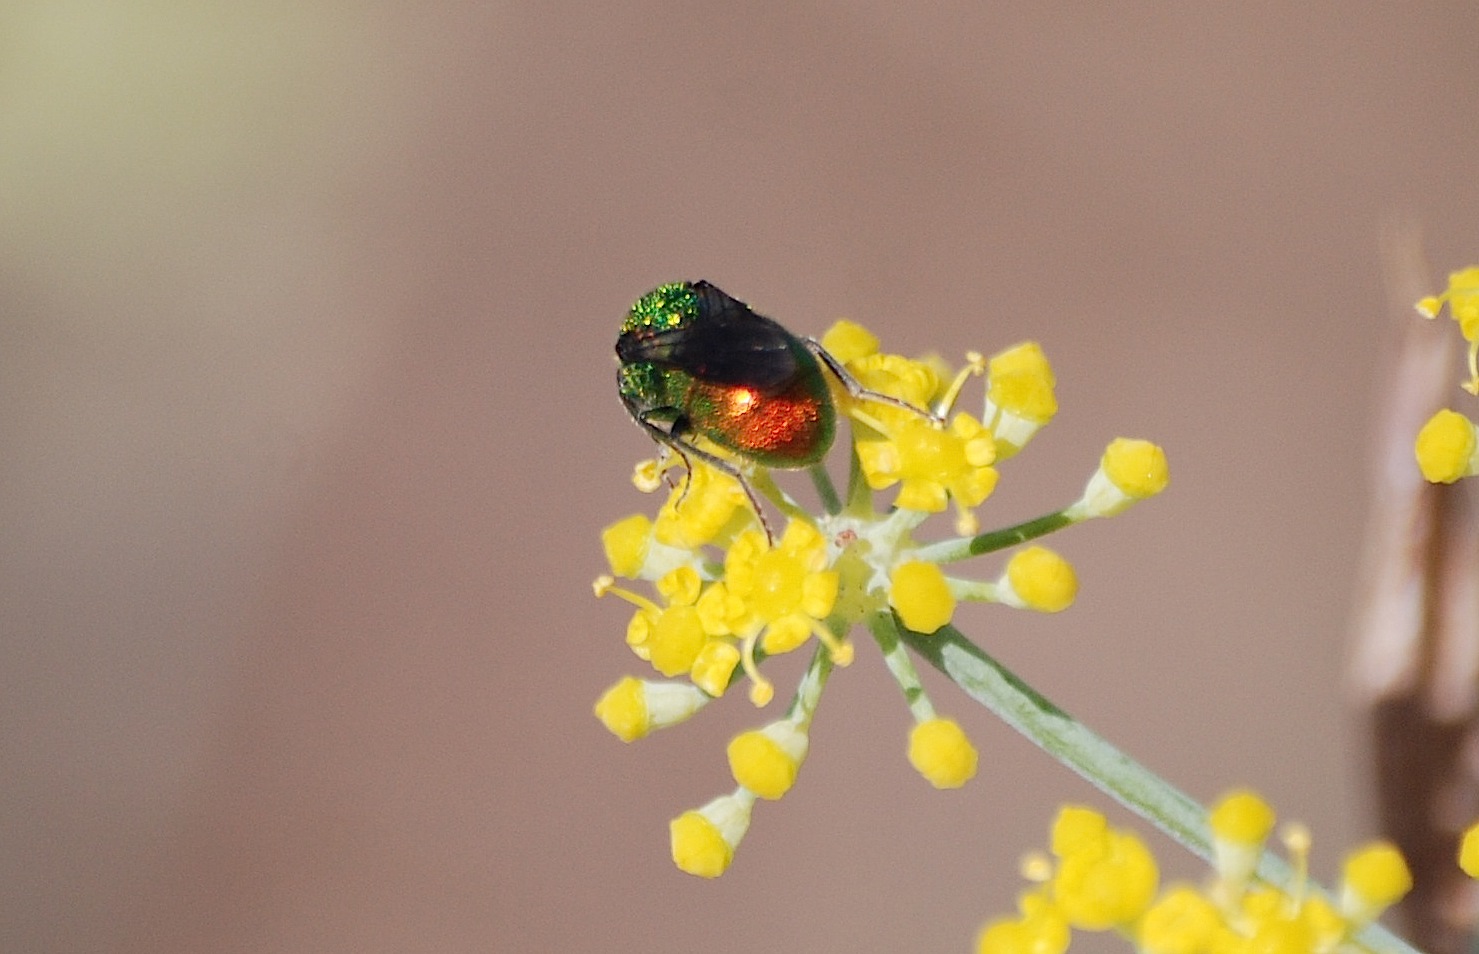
[618,281,803,392]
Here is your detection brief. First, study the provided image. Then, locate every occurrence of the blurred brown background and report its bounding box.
[4,3,1478,952]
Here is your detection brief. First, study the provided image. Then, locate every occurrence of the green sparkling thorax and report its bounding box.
[618,361,692,421]
[622,282,700,336]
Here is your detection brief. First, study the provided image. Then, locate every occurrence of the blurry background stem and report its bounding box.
[1351,225,1479,954]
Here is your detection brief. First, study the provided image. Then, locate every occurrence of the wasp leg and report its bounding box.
[634,413,776,543]
[804,339,944,425]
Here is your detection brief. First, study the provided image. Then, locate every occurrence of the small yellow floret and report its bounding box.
[727,720,809,800]
[670,812,732,878]
[644,605,706,677]
[670,791,754,878]
[657,565,702,605]
[1340,841,1412,921]
[846,352,941,414]
[1209,789,1275,889]
[908,716,978,788]
[1103,438,1170,499]
[984,342,1058,459]
[1003,546,1077,613]
[861,413,998,519]
[1416,408,1479,483]
[1416,267,1479,393]
[690,640,740,697]
[1240,907,1320,954]
[820,319,881,363]
[593,676,648,742]
[1209,789,1276,845]
[1418,266,1479,328]
[1051,828,1159,930]
[1460,820,1479,877]
[654,464,750,548]
[1138,885,1221,954]
[976,897,1070,954]
[601,514,652,578]
[1050,806,1110,857]
[632,457,668,493]
[594,676,710,742]
[890,560,956,633]
[988,342,1057,419]
[1070,438,1170,519]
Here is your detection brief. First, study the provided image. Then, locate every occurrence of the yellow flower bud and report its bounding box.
[594,676,710,742]
[669,790,755,878]
[1050,805,1109,858]
[1138,886,1220,954]
[890,560,956,633]
[985,342,1058,458]
[1209,789,1276,845]
[819,319,880,363]
[1415,408,1479,483]
[1209,788,1275,889]
[1002,546,1077,613]
[1460,820,1479,878]
[1340,841,1412,923]
[601,514,651,578]
[727,720,809,799]
[1103,438,1170,499]
[1070,438,1170,518]
[908,716,977,788]
[1052,829,1159,930]
[689,640,740,697]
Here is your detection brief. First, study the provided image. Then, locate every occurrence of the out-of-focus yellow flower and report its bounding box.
[1417,266,1479,394]
[1416,408,1479,483]
[978,792,1412,954]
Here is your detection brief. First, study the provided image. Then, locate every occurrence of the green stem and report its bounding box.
[892,615,1422,954]
[913,508,1077,564]
[810,463,842,516]
[751,469,805,525]
[784,643,833,728]
[845,440,872,516]
[867,613,935,721]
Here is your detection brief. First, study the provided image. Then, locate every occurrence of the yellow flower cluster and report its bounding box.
[595,319,1169,877]
[1416,267,1479,481]
[978,792,1412,954]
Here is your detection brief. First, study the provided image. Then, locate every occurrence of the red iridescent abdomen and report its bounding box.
[689,371,836,468]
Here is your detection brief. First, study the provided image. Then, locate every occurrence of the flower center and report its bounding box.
[751,550,804,619]
[896,421,965,481]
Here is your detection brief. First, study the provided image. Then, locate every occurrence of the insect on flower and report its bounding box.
[615,280,936,534]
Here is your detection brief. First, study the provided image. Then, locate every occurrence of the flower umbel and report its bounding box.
[979,793,1412,954]
[599,309,1169,877]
